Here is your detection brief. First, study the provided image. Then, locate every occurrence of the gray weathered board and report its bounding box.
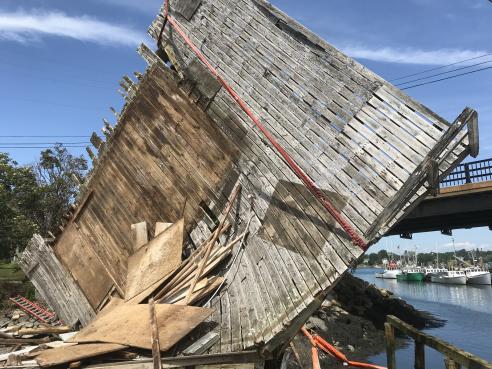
[19,0,476,359]
[147,0,475,354]
[18,235,95,326]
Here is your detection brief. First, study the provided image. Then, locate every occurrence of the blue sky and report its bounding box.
[0,0,490,253]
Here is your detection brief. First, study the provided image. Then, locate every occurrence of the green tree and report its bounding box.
[34,145,88,236]
[0,153,40,259]
[0,146,88,259]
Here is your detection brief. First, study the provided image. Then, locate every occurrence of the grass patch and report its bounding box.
[0,262,26,281]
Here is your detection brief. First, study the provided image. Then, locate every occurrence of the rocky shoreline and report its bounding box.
[284,273,444,368]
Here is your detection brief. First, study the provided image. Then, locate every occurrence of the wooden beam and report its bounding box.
[415,337,425,369]
[148,298,161,369]
[182,331,219,355]
[0,337,50,345]
[16,326,72,336]
[387,315,492,369]
[384,323,396,369]
[83,351,261,369]
[467,110,479,158]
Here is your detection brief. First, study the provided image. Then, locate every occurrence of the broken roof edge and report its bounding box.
[52,46,177,245]
[150,0,453,131]
[367,107,478,242]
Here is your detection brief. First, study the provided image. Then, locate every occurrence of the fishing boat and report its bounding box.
[464,267,491,285]
[423,267,448,282]
[375,262,401,279]
[431,270,467,285]
[397,267,425,282]
[397,247,424,282]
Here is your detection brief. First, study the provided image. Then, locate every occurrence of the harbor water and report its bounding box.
[355,268,492,368]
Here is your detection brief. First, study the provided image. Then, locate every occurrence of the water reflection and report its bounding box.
[355,268,492,369]
[361,269,492,314]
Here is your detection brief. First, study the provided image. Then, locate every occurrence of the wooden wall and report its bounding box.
[147,0,474,354]
[21,0,476,356]
[52,63,239,310]
[18,235,95,326]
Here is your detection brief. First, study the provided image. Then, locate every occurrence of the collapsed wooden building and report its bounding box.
[18,0,479,367]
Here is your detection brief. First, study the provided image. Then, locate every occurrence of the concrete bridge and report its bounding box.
[389,158,492,238]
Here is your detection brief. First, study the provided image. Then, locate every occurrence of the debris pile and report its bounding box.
[1,309,44,332]
[1,187,249,368]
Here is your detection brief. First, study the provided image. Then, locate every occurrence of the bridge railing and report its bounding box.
[441,158,492,188]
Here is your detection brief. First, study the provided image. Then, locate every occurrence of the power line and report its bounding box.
[0,136,90,138]
[401,65,492,90]
[0,96,108,110]
[0,142,90,144]
[395,59,492,87]
[390,53,492,82]
[0,146,87,149]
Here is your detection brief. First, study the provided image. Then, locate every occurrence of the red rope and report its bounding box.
[302,327,387,369]
[160,3,367,250]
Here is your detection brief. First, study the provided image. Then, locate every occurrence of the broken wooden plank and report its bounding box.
[183,331,220,355]
[185,185,241,304]
[155,222,173,237]
[130,222,148,253]
[148,299,161,369]
[125,219,184,301]
[0,346,39,362]
[35,343,127,368]
[16,326,73,336]
[0,337,50,345]
[69,304,213,351]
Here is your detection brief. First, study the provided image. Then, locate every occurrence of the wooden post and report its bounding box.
[444,358,461,369]
[148,298,161,369]
[385,322,396,369]
[415,337,425,369]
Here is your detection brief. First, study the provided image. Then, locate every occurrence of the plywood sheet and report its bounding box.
[35,343,126,367]
[69,304,213,351]
[54,223,114,308]
[125,219,184,301]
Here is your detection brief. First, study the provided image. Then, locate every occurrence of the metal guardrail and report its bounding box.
[441,158,492,188]
[385,315,492,369]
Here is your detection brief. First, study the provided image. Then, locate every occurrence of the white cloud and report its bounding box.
[0,9,143,46]
[438,241,492,252]
[98,0,160,13]
[341,45,490,66]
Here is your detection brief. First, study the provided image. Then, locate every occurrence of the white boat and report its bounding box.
[423,267,448,282]
[464,267,491,285]
[375,262,401,279]
[431,270,467,285]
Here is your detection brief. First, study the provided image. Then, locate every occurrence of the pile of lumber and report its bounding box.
[0,186,247,368]
[154,186,247,306]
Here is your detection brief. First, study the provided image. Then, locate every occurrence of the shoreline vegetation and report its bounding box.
[361,249,492,268]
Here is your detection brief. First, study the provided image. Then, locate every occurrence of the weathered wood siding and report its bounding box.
[22,0,476,356]
[146,0,474,353]
[53,63,239,309]
[18,235,95,326]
